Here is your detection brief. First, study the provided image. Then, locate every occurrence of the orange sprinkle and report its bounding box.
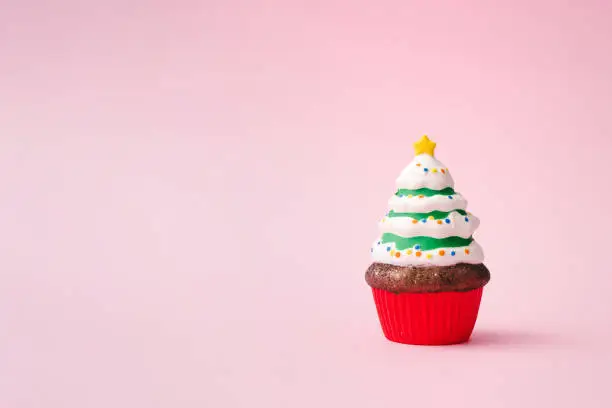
[416,163,421,167]
[441,169,446,174]
[465,249,470,255]
[406,249,413,255]
[415,251,422,257]
[437,220,443,225]
[395,252,401,258]
[418,195,424,198]
[439,250,445,256]
[412,219,418,224]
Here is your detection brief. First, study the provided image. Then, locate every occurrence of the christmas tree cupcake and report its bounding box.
[366,135,490,345]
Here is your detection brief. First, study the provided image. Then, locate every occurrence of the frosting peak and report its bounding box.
[396,154,455,190]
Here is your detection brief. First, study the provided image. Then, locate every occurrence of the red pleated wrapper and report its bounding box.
[371,287,484,345]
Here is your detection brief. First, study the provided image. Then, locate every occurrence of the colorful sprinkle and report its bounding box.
[432,168,438,173]
[423,168,429,172]
[395,252,401,258]
[418,194,424,198]
[464,217,469,222]
[377,241,381,245]
[407,194,413,198]
[441,169,446,174]
[448,195,453,199]
[426,254,433,259]
[445,218,451,224]
[415,251,422,257]
[428,215,434,220]
[465,248,470,255]
[390,250,395,256]
[436,220,443,225]
[406,249,413,255]
[438,250,445,256]
[415,245,421,250]
[386,247,391,252]
[421,219,427,223]
[412,219,418,224]
[451,250,456,256]
[416,163,421,167]
[398,194,404,198]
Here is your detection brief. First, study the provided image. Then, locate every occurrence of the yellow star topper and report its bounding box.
[413,135,436,157]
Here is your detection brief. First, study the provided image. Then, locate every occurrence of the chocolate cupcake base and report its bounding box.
[365,262,490,294]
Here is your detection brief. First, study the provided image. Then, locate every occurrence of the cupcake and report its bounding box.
[366,135,490,345]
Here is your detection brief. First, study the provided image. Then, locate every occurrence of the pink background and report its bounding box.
[2,1,612,407]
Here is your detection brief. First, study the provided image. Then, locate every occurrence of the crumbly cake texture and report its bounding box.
[365,262,490,294]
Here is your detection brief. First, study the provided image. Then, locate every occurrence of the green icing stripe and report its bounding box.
[395,187,455,197]
[388,209,467,220]
[381,234,473,251]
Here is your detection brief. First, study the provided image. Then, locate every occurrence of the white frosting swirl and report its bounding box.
[371,239,484,266]
[388,193,467,213]
[396,154,454,190]
[379,211,479,239]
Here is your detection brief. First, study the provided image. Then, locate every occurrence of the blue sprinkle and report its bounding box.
[445,218,451,224]
[386,246,391,252]
[464,217,469,222]
[451,250,456,256]
[424,168,429,172]
[420,219,427,223]
[377,241,381,245]
[399,194,404,198]
[448,195,453,199]
[415,245,421,250]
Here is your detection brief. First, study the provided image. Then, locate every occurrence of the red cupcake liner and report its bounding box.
[371,287,483,345]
